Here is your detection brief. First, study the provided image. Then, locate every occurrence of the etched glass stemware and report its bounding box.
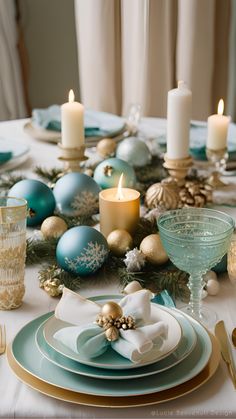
[158,208,234,325]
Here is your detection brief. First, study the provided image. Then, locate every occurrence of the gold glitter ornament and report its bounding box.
[105,326,119,341]
[41,216,68,239]
[96,138,117,158]
[140,234,168,265]
[107,229,133,256]
[41,278,64,297]
[101,301,123,319]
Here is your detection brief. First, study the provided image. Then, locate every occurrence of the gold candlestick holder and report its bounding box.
[206,147,228,188]
[163,154,193,185]
[58,143,88,172]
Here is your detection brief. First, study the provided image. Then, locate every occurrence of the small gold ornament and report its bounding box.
[107,229,133,256]
[83,168,94,177]
[101,301,123,319]
[41,216,68,239]
[145,180,179,210]
[140,234,168,265]
[105,326,119,342]
[96,138,117,158]
[40,277,64,297]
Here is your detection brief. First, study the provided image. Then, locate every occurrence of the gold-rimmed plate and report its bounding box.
[7,332,220,407]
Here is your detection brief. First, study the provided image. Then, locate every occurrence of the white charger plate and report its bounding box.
[43,296,182,369]
[36,307,196,379]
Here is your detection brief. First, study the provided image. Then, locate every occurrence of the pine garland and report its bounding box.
[34,166,64,186]
[0,173,26,194]
[38,252,189,301]
[26,236,58,265]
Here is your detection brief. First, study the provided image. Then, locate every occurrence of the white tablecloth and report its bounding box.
[0,119,236,418]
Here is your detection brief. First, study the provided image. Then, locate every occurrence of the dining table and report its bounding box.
[0,117,236,418]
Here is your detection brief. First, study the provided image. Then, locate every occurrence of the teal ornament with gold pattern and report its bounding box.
[93,157,136,189]
[56,226,109,276]
[9,179,55,226]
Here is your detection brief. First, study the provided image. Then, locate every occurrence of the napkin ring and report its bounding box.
[95,301,136,342]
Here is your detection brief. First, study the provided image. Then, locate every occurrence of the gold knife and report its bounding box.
[215,320,236,389]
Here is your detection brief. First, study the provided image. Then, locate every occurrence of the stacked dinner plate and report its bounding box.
[7,294,221,408]
[24,111,127,148]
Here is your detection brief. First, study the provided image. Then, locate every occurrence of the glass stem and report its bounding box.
[188,273,203,321]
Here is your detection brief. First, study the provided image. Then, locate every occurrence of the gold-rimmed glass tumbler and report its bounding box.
[0,197,27,310]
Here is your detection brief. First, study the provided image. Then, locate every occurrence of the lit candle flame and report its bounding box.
[117,173,124,200]
[217,99,224,116]
[68,89,75,103]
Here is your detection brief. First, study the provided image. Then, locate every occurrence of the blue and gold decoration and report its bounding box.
[56,226,109,276]
[93,157,136,189]
[53,172,100,217]
[116,137,151,167]
[9,179,55,226]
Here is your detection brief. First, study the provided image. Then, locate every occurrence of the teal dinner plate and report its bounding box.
[43,296,182,370]
[35,308,197,380]
[11,308,212,397]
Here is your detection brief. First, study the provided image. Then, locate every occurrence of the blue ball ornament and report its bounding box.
[56,226,109,276]
[9,179,55,226]
[93,157,136,189]
[116,137,151,167]
[53,172,100,216]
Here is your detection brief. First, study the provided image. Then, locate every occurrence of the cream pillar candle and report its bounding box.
[99,175,140,238]
[61,89,84,148]
[207,100,230,150]
[166,81,192,159]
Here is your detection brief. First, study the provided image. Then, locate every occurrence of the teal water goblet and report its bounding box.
[158,208,234,326]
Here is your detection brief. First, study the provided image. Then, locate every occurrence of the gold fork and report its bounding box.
[0,324,6,355]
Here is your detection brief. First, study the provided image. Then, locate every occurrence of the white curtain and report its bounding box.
[0,0,26,121]
[74,0,231,121]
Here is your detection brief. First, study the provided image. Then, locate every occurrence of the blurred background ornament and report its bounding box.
[53,172,100,217]
[93,157,136,189]
[96,138,117,158]
[9,179,56,226]
[116,137,151,167]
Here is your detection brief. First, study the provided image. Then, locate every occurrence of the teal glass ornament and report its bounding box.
[158,208,234,327]
[116,137,151,167]
[53,172,100,216]
[56,226,109,276]
[9,179,55,226]
[93,157,136,189]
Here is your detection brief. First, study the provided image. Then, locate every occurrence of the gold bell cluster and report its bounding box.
[96,301,136,342]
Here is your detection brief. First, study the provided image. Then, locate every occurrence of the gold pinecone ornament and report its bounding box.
[179,180,212,208]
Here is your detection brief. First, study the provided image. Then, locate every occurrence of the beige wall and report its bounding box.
[19,0,79,110]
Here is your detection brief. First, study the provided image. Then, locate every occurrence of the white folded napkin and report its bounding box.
[53,288,168,363]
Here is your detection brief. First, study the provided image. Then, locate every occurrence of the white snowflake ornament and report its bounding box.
[124,248,146,272]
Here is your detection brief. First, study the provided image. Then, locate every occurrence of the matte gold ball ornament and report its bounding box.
[41,216,68,239]
[140,234,168,265]
[101,301,123,319]
[96,138,117,158]
[107,229,133,256]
